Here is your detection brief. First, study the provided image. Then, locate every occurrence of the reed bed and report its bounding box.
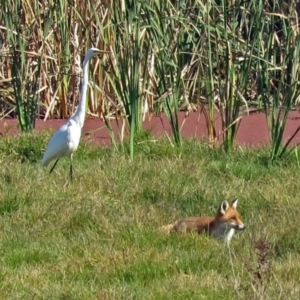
[1,0,300,156]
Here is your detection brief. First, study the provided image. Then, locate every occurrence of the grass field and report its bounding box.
[0,131,299,299]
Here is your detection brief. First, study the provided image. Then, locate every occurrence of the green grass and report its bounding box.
[0,131,299,299]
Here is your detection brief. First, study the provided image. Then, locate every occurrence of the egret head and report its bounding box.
[84,47,102,62]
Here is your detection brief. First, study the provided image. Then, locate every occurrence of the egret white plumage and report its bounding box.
[41,47,101,179]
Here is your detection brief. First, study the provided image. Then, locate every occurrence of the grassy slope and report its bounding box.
[0,131,299,299]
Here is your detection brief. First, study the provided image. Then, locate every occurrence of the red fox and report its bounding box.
[160,198,245,242]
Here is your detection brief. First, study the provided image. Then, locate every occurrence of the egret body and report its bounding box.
[41,47,101,179]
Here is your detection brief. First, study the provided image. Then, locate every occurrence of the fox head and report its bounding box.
[217,198,245,231]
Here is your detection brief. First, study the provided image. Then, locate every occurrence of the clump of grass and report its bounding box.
[0,131,49,163]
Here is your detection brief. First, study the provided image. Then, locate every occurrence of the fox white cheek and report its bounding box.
[226,228,235,242]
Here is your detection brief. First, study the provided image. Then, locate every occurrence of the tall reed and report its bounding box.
[1,0,52,131]
[0,0,104,122]
[256,0,300,160]
[103,0,151,159]
[145,1,187,147]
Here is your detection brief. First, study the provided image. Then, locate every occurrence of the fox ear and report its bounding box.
[220,201,229,214]
[231,198,238,209]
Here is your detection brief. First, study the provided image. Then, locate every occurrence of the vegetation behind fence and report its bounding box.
[1,0,300,156]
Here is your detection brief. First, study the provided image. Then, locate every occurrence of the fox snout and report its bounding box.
[232,223,245,231]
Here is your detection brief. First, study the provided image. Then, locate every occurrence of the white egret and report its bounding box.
[41,47,101,179]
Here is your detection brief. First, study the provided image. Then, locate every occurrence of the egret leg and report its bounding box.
[69,154,74,180]
[50,158,60,174]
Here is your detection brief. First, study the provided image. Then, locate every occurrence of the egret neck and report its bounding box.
[72,55,91,129]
